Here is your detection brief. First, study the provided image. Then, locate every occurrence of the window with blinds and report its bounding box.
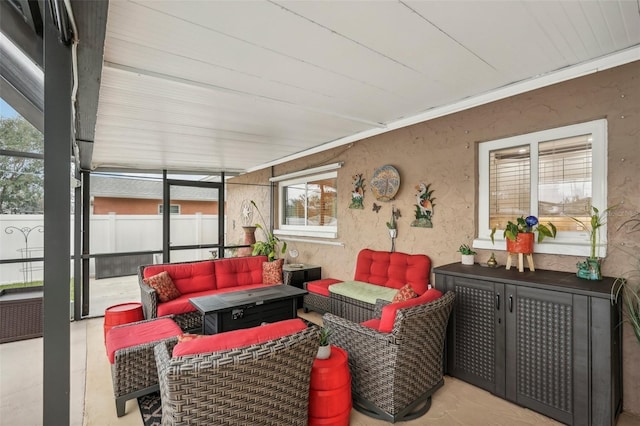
[278,171,338,238]
[489,136,592,232]
[538,135,592,231]
[477,119,607,257]
[282,178,337,227]
[489,145,530,230]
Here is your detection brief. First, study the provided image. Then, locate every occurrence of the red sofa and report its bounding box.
[138,256,276,331]
[303,249,432,323]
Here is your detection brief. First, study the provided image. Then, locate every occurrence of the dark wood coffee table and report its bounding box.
[189,285,308,335]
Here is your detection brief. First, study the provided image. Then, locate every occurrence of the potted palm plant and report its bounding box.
[570,205,615,280]
[614,213,640,347]
[458,244,477,265]
[317,327,332,359]
[250,200,286,261]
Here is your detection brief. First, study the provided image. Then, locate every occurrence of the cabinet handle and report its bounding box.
[508,295,513,313]
[495,294,500,310]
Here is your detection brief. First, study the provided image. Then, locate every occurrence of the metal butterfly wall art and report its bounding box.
[372,203,382,213]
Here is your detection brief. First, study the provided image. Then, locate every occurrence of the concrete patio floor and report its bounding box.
[1,274,640,425]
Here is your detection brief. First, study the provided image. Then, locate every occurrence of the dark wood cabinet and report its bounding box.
[434,263,622,426]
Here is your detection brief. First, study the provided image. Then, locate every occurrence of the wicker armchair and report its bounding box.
[154,324,320,425]
[323,290,455,423]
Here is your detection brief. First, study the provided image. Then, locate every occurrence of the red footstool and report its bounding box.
[105,317,182,417]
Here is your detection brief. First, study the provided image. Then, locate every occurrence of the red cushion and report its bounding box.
[306,278,343,297]
[262,259,284,285]
[156,284,267,317]
[172,318,307,357]
[353,249,431,295]
[361,318,380,330]
[377,288,443,333]
[392,283,417,303]
[214,256,267,289]
[105,318,182,364]
[144,260,216,294]
[143,271,181,302]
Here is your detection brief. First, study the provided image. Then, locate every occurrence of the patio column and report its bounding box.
[43,2,72,424]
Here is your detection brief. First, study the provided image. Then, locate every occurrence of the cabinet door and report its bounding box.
[505,285,574,424]
[442,276,506,397]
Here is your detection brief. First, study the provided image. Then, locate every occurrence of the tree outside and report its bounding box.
[0,117,44,214]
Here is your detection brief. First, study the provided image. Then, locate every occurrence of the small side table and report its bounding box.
[103,302,144,342]
[283,264,321,308]
[308,345,352,425]
[283,264,321,288]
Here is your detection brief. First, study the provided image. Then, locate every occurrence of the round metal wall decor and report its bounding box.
[371,165,400,201]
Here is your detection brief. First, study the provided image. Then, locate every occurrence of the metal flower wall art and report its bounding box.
[411,182,436,228]
[349,173,365,209]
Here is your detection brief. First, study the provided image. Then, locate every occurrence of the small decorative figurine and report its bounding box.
[487,253,498,268]
[411,182,436,228]
[349,173,365,209]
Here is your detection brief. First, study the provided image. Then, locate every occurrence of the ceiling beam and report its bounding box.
[70,0,109,171]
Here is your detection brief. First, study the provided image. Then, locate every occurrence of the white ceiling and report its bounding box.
[91,0,640,174]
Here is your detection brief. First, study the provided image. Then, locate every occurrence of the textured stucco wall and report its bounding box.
[228,60,640,414]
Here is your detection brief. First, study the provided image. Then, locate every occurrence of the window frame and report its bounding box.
[158,204,180,215]
[474,119,608,257]
[274,170,338,239]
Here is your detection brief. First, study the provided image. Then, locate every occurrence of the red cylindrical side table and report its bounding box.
[104,302,144,342]
[308,345,352,426]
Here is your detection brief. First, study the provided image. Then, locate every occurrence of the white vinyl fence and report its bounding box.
[0,213,219,285]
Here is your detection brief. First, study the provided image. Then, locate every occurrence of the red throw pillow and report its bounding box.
[392,283,417,303]
[262,259,284,285]
[143,271,181,302]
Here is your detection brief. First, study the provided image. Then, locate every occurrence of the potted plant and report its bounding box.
[317,327,332,359]
[458,244,477,265]
[491,215,557,253]
[614,213,640,346]
[250,200,287,261]
[570,205,615,280]
[386,205,399,239]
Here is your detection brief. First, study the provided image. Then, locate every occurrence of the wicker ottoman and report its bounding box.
[105,317,182,417]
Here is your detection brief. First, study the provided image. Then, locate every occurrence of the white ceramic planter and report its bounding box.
[388,229,397,239]
[461,254,475,265]
[316,345,331,359]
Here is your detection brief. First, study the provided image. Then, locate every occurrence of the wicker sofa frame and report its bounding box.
[303,249,432,323]
[139,256,274,332]
[154,324,320,425]
[323,291,455,423]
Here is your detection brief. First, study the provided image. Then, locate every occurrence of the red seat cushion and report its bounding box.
[173,318,308,357]
[306,278,343,297]
[105,318,182,364]
[375,288,443,333]
[144,260,216,294]
[156,284,267,317]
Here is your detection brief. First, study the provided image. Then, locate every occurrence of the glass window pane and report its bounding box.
[307,178,337,227]
[489,145,530,229]
[283,183,306,225]
[538,135,592,232]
